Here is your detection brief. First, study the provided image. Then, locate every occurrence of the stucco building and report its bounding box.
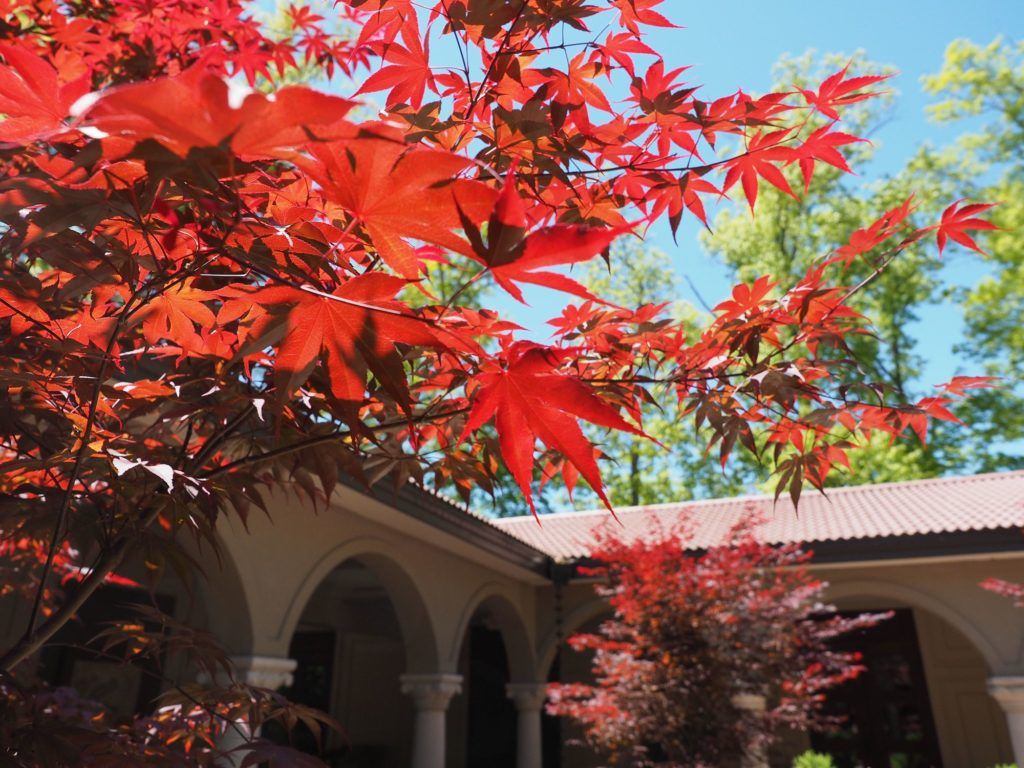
[22,470,1024,767]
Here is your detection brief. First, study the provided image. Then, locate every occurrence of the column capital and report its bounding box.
[731,692,767,713]
[231,655,297,690]
[506,682,548,712]
[400,673,463,711]
[989,675,1024,713]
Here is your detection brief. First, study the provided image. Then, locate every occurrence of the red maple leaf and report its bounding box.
[934,200,999,255]
[611,0,678,35]
[257,274,441,405]
[799,64,889,122]
[596,32,658,78]
[460,342,647,514]
[460,172,630,303]
[834,196,916,266]
[303,132,495,278]
[0,44,89,142]
[80,64,355,157]
[356,12,434,108]
[134,282,215,350]
[936,375,998,397]
[713,275,777,321]
[523,51,613,113]
[794,126,862,192]
[723,129,798,210]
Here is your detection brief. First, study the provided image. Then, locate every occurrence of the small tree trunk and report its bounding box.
[629,446,640,506]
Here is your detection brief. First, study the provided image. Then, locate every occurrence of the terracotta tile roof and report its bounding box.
[492,471,1024,560]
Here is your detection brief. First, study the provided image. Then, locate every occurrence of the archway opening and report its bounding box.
[450,595,534,768]
[542,612,610,768]
[274,558,416,767]
[804,594,1014,768]
[810,608,942,767]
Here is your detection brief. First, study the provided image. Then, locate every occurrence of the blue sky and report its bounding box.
[490,0,1023,389]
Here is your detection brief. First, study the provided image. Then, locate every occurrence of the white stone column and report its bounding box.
[988,675,1024,765]
[400,673,463,768]
[217,655,297,764]
[506,682,547,768]
[731,693,768,768]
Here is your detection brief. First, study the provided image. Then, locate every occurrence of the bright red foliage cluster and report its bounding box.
[0,0,995,761]
[547,515,888,767]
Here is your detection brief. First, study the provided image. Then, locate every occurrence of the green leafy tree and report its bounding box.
[926,38,1024,471]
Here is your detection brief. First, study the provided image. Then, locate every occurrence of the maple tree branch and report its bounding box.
[491,40,596,57]
[186,404,255,472]
[0,295,62,341]
[836,247,904,306]
[217,249,439,325]
[1,500,168,673]
[438,269,487,319]
[436,0,472,90]
[466,0,530,115]
[20,291,140,644]
[199,407,470,480]
[682,273,714,313]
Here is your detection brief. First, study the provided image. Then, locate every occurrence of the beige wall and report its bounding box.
[916,608,1012,767]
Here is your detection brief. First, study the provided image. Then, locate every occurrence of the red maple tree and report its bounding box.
[547,515,888,767]
[0,0,994,762]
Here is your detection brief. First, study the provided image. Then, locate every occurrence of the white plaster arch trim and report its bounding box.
[449,581,537,683]
[187,529,257,655]
[276,535,441,673]
[827,578,1003,671]
[537,597,610,680]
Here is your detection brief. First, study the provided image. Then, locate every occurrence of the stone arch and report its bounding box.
[537,597,609,680]
[278,535,440,673]
[826,578,1002,672]
[450,583,536,683]
[188,531,256,655]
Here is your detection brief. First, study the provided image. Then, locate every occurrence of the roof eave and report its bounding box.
[348,478,554,576]
[555,527,1024,579]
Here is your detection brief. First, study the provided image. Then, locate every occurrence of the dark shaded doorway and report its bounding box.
[466,624,517,768]
[541,613,607,768]
[812,608,943,767]
[266,630,338,757]
[542,652,562,768]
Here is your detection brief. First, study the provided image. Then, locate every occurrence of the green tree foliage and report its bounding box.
[926,38,1024,471]
[793,752,837,768]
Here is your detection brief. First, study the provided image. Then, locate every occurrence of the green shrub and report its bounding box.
[792,752,836,768]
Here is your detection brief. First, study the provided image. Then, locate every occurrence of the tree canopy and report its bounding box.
[548,515,886,767]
